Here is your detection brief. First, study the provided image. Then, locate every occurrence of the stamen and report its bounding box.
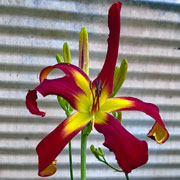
[90,80,102,114]
[90,81,95,104]
[95,80,102,97]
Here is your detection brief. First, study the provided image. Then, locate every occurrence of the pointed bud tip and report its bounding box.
[63,42,68,46]
[79,26,89,75]
[56,54,64,63]
[63,42,71,63]
[80,26,87,32]
[121,59,128,67]
[122,58,128,63]
[90,145,96,152]
[79,27,88,41]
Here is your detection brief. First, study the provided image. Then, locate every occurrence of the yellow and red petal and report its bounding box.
[101,97,169,144]
[100,97,132,112]
[36,76,90,111]
[39,160,56,177]
[147,122,169,144]
[37,112,92,177]
[40,63,91,98]
[94,112,148,174]
[93,2,121,102]
[26,76,87,116]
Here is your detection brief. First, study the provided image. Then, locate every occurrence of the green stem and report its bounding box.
[68,141,74,180]
[66,111,74,180]
[125,173,129,180]
[81,129,88,180]
[103,160,123,172]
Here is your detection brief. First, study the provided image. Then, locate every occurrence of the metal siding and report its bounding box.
[0,0,179,179]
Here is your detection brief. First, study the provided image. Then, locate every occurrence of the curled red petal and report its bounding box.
[36,76,86,111]
[26,90,45,117]
[26,76,86,116]
[93,2,121,97]
[40,63,90,89]
[53,63,91,98]
[102,96,169,144]
[37,112,91,176]
[119,97,169,143]
[95,112,148,174]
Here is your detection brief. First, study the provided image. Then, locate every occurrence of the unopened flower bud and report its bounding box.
[79,27,89,75]
[112,111,122,123]
[110,59,128,97]
[63,42,71,63]
[56,54,64,63]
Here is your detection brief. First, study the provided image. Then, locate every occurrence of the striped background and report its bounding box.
[0,0,180,179]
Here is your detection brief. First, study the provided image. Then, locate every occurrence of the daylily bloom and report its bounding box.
[26,2,169,177]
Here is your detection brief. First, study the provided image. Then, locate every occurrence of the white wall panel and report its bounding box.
[0,0,180,179]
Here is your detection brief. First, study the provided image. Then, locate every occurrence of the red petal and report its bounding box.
[40,63,90,85]
[36,76,86,110]
[95,112,148,174]
[37,112,91,176]
[26,90,46,117]
[119,97,169,143]
[102,96,169,144]
[39,63,91,98]
[26,76,85,116]
[93,2,121,97]
[26,62,93,116]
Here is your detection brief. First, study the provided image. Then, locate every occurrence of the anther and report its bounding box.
[89,81,92,90]
[95,80,102,97]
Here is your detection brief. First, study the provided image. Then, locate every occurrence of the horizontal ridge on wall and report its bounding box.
[0,0,179,179]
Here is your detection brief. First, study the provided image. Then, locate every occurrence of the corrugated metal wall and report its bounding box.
[0,0,180,179]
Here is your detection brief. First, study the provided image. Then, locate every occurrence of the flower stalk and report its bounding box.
[68,141,73,180]
[125,173,130,180]
[81,124,91,180]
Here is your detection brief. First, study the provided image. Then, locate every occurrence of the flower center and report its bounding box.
[90,80,102,114]
[89,80,102,130]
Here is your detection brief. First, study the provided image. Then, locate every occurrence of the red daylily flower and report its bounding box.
[26,2,169,177]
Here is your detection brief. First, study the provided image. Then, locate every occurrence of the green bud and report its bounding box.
[69,105,74,112]
[57,96,67,111]
[56,43,74,117]
[63,42,71,63]
[90,145,101,160]
[90,145,96,153]
[112,111,116,118]
[117,111,122,123]
[65,110,71,117]
[97,147,104,157]
[112,111,122,123]
[56,54,64,63]
[110,59,128,97]
[67,103,73,114]
[79,27,89,75]
[63,98,68,107]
